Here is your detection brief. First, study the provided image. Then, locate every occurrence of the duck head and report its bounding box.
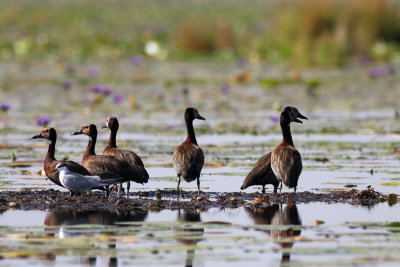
[282,106,308,124]
[101,116,119,131]
[185,107,206,122]
[72,123,97,137]
[31,127,57,142]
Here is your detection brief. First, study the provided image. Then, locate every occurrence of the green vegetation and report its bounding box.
[1,0,400,66]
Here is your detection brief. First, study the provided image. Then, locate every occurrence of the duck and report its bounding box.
[72,124,143,196]
[241,152,280,193]
[52,163,122,195]
[271,106,307,193]
[31,127,99,195]
[101,116,149,195]
[173,108,205,194]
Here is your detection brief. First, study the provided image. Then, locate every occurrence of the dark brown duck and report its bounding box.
[102,116,149,194]
[173,108,205,193]
[241,152,280,193]
[72,124,143,193]
[31,127,93,194]
[271,106,307,193]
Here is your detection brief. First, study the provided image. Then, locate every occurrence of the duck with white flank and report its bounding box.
[72,124,143,196]
[271,106,307,193]
[173,108,205,194]
[52,163,122,195]
[102,116,149,195]
[31,127,108,196]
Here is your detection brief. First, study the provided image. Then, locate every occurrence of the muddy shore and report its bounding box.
[0,187,397,213]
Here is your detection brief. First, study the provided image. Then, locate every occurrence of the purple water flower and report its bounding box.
[165,124,174,130]
[114,93,123,103]
[359,55,372,65]
[181,86,189,96]
[63,81,72,90]
[0,103,10,112]
[131,55,144,65]
[235,58,248,68]
[88,67,99,77]
[37,116,51,126]
[369,68,386,78]
[220,84,230,94]
[270,115,280,122]
[102,87,112,96]
[91,85,104,93]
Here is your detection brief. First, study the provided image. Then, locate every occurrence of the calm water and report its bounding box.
[0,203,399,266]
[0,61,400,265]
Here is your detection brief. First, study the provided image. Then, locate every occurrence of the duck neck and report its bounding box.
[107,128,117,148]
[281,121,294,147]
[46,137,56,161]
[185,118,197,145]
[85,133,97,156]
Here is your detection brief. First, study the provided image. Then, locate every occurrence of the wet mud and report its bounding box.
[0,186,397,213]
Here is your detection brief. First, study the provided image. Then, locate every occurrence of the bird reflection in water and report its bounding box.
[44,208,148,266]
[246,204,302,266]
[174,209,204,267]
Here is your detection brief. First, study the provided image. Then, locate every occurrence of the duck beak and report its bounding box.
[197,114,206,121]
[72,129,83,135]
[101,124,107,129]
[297,112,308,120]
[294,112,308,123]
[31,133,43,139]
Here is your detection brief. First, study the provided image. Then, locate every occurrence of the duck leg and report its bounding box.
[279,181,283,193]
[177,175,181,194]
[273,185,278,194]
[118,183,123,196]
[294,186,297,193]
[105,186,110,198]
[70,191,75,197]
[262,185,265,194]
[197,177,200,194]
[126,181,131,196]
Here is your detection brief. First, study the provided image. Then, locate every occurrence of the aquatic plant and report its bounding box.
[113,93,123,104]
[131,55,144,65]
[37,116,50,127]
[220,84,230,94]
[62,81,72,90]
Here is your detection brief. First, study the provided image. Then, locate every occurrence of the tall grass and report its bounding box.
[0,0,399,66]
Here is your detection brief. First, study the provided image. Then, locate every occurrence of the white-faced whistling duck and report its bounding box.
[101,116,149,195]
[173,108,205,194]
[31,127,101,196]
[72,124,142,197]
[52,163,123,195]
[271,106,307,193]
[241,152,280,193]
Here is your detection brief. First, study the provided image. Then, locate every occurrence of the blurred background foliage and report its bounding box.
[1,0,400,66]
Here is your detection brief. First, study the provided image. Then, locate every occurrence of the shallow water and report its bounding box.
[1,61,400,265]
[0,203,399,266]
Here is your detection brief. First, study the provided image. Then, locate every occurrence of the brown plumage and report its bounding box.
[271,106,307,193]
[101,117,149,194]
[31,127,97,195]
[241,152,280,193]
[72,124,142,193]
[173,108,205,193]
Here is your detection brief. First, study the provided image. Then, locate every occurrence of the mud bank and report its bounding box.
[0,186,397,212]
